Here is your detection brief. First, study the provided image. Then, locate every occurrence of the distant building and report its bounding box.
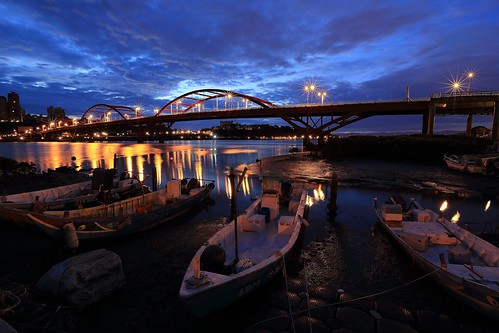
[220,120,234,128]
[6,92,24,121]
[47,106,66,120]
[0,96,7,120]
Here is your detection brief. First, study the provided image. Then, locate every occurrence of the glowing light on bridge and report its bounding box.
[465,70,476,93]
[317,91,327,105]
[444,69,477,96]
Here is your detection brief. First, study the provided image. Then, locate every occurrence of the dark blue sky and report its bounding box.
[1,0,498,133]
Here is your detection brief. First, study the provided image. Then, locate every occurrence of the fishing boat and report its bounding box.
[26,178,214,241]
[443,153,499,175]
[179,178,310,318]
[0,169,143,212]
[0,172,145,227]
[373,195,499,320]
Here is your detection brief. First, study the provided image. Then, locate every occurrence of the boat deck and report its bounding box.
[391,221,499,289]
[226,214,292,264]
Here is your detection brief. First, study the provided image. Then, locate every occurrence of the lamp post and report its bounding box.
[304,84,316,105]
[451,82,461,96]
[466,71,475,94]
[225,93,232,109]
[318,91,327,105]
[135,107,140,118]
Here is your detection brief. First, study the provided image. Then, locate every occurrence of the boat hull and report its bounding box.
[27,183,214,241]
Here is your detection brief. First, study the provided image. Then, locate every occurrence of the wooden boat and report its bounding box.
[26,179,215,241]
[0,178,145,227]
[179,179,310,318]
[443,153,499,175]
[373,195,499,320]
[0,170,144,212]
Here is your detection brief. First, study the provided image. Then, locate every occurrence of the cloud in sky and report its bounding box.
[0,0,498,131]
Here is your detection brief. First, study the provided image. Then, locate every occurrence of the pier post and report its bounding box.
[151,166,158,191]
[492,101,499,142]
[466,114,473,136]
[328,173,338,214]
[423,103,435,135]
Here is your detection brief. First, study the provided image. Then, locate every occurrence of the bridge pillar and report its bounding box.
[303,135,311,146]
[492,102,498,142]
[423,104,435,134]
[465,114,473,136]
[135,126,145,143]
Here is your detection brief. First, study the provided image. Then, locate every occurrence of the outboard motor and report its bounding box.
[390,193,408,212]
[187,178,200,190]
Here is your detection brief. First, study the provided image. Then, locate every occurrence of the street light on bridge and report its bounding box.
[225,93,233,109]
[304,84,316,105]
[465,71,475,93]
[317,91,327,105]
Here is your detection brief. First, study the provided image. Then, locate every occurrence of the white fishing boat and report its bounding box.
[27,178,215,241]
[443,153,499,175]
[179,178,310,317]
[373,195,499,320]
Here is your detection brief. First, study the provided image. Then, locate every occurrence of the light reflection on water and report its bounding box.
[0,139,303,214]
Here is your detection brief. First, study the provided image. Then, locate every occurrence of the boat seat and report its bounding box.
[277,215,295,236]
[242,214,265,232]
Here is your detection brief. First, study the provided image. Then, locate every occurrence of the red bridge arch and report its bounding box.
[157,89,278,115]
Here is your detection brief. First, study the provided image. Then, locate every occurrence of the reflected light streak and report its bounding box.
[484,200,491,212]
[176,165,184,180]
[195,161,203,181]
[439,200,448,212]
[137,155,144,181]
[126,156,133,177]
[306,195,314,207]
[225,176,232,199]
[241,175,250,196]
[222,148,258,155]
[313,184,325,202]
[154,154,162,185]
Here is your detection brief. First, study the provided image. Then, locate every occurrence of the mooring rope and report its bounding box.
[303,260,312,333]
[278,251,296,333]
[250,266,440,328]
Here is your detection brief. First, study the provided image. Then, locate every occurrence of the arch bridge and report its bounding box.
[40,89,499,143]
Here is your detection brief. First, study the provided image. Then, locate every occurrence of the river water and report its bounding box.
[0,140,497,332]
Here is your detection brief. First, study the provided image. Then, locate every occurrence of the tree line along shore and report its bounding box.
[315,134,496,162]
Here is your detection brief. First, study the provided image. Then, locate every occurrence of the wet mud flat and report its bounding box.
[1,155,499,332]
[251,153,499,199]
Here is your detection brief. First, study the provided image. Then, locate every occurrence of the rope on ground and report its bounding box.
[303,260,312,333]
[250,266,440,329]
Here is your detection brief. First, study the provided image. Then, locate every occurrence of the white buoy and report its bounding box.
[63,222,79,250]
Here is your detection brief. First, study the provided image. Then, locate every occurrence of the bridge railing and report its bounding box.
[430,91,499,98]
